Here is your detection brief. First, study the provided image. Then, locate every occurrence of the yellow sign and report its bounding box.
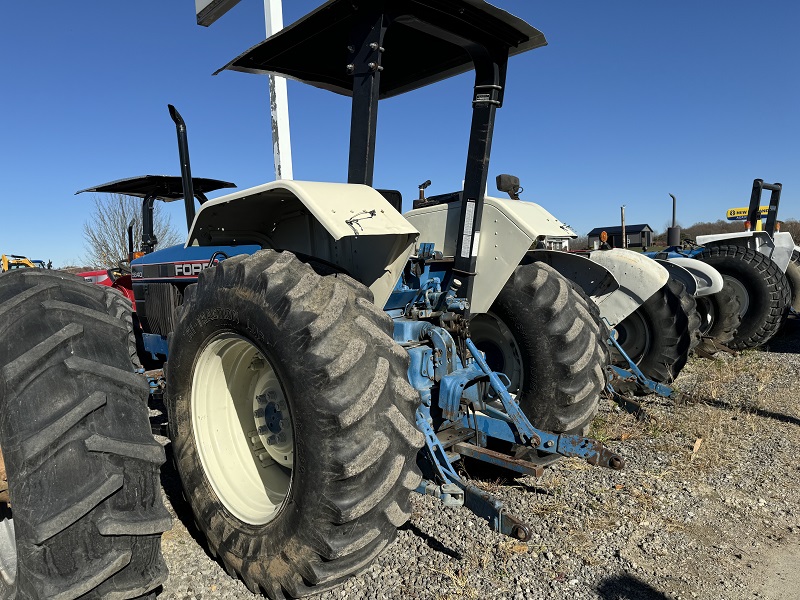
[726,206,769,221]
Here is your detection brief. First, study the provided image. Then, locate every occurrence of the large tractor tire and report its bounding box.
[695,245,791,349]
[671,279,701,354]
[610,280,692,394]
[469,262,608,440]
[695,284,742,350]
[785,249,800,312]
[165,250,423,598]
[0,270,169,599]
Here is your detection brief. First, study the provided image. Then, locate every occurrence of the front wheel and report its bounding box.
[695,245,790,349]
[166,250,423,598]
[469,262,608,439]
[611,280,692,393]
[695,284,741,351]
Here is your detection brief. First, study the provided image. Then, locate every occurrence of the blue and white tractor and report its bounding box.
[648,179,797,350]
[70,1,634,596]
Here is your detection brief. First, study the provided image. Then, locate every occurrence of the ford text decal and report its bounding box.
[174,261,212,277]
[132,260,219,280]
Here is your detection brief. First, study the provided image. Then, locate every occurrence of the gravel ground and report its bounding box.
[156,315,800,600]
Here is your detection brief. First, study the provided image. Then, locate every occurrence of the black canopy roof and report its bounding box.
[216,0,546,99]
[76,175,236,202]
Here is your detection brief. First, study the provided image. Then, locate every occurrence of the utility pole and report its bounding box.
[263,0,293,180]
[195,0,293,180]
[620,205,627,249]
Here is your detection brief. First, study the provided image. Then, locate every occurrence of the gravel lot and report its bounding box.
[156,315,800,600]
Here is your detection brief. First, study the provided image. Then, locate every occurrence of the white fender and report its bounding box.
[696,230,795,273]
[405,196,575,313]
[655,259,698,296]
[405,197,671,323]
[586,249,670,328]
[187,180,419,307]
[665,257,723,296]
[528,250,619,304]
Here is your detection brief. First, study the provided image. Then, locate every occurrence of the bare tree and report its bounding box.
[781,219,800,240]
[572,234,589,249]
[82,193,182,268]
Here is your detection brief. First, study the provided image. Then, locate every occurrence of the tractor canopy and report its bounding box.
[213,0,547,307]
[216,0,546,98]
[78,175,237,255]
[76,175,235,203]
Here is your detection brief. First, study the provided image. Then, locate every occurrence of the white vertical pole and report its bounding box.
[264,0,293,180]
[620,205,627,249]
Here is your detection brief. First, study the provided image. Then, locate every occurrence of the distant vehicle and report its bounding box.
[76,267,136,306]
[0,254,46,272]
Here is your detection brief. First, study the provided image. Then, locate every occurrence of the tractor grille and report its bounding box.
[145,283,181,336]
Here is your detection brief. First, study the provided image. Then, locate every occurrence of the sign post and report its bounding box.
[195,0,293,180]
[263,0,292,180]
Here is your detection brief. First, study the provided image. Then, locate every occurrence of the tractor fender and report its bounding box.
[655,259,698,296]
[662,257,723,296]
[527,250,619,304]
[696,230,794,273]
[186,180,418,307]
[585,249,670,328]
[772,232,796,272]
[404,196,575,313]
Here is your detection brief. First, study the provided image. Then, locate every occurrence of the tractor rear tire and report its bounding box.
[786,249,800,312]
[695,245,791,349]
[469,262,608,439]
[695,284,742,351]
[0,270,169,599]
[672,278,701,354]
[611,280,692,394]
[165,250,423,599]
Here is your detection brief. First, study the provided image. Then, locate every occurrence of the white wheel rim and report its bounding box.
[192,334,293,525]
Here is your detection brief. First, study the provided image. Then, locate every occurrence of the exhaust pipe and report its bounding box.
[666,193,681,247]
[168,105,196,232]
[127,219,135,263]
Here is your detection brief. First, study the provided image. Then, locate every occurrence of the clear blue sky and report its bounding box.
[3,1,798,266]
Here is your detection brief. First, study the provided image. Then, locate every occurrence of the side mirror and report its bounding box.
[496,174,521,200]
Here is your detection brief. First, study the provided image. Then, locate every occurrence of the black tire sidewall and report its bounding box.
[698,246,788,348]
[471,262,607,434]
[613,282,690,385]
[785,259,800,312]
[166,251,421,594]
